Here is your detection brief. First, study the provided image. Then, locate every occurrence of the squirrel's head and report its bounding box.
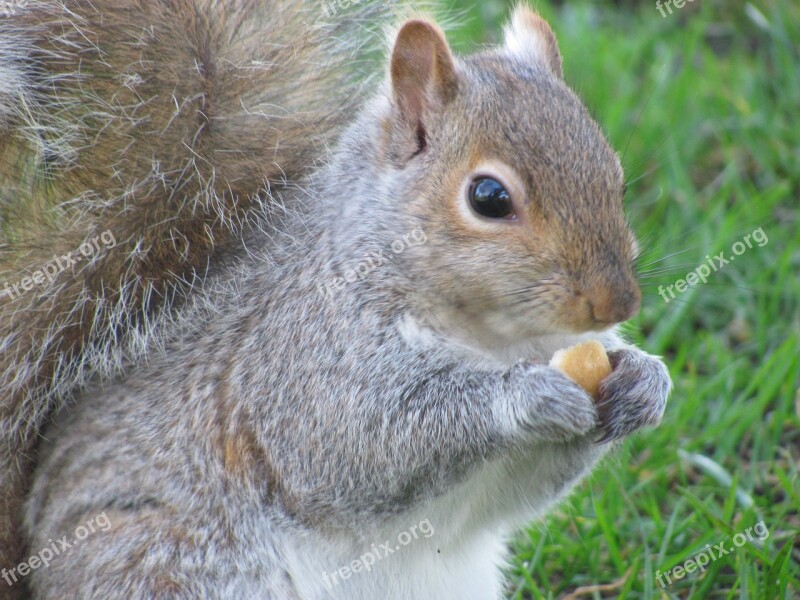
[346,7,640,351]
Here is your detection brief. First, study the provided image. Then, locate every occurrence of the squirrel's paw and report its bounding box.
[595,348,672,444]
[504,365,599,443]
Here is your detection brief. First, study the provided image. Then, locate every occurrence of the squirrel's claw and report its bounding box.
[594,348,672,443]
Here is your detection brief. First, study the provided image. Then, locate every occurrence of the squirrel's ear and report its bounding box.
[503,6,563,78]
[389,19,458,158]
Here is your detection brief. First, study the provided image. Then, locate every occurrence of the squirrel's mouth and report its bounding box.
[556,280,642,332]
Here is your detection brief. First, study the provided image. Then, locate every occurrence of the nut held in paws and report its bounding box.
[549,340,612,400]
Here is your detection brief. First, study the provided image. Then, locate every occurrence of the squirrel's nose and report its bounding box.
[588,283,641,325]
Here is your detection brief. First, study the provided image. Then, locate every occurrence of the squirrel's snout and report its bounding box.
[587,282,641,326]
[561,280,641,333]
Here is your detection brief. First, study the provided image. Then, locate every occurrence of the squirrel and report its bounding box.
[2,1,672,598]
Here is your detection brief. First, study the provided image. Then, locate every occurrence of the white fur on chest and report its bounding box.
[272,468,516,600]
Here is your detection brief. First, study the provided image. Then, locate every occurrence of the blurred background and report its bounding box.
[439,0,799,597]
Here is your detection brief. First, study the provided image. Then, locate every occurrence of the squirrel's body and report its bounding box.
[2,2,671,598]
[25,207,608,598]
[25,182,611,598]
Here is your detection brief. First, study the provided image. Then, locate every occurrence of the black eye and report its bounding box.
[469,177,515,220]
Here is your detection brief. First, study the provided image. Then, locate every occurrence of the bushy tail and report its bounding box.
[0,0,400,590]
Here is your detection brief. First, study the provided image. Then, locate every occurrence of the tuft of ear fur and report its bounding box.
[389,19,459,159]
[503,5,563,78]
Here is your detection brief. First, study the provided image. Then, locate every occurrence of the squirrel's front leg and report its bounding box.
[487,362,601,445]
[593,332,673,443]
[305,358,601,517]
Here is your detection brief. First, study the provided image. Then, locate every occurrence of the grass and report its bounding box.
[442,0,800,597]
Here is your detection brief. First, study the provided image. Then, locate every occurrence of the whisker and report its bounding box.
[636,245,713,268]
[470,280,559,303]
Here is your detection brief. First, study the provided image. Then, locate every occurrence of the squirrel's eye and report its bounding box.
[469,177,515,220]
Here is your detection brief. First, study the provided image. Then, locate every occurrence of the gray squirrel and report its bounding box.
[1,1,671,598]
